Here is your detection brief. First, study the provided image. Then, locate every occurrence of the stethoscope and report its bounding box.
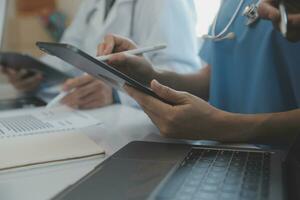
[203,0,261,41]
[85,0,137,38]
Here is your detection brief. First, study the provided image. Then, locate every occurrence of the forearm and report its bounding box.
[214,109,300,144]
[154,64,211,100]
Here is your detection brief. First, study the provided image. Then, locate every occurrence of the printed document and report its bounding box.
[0,106,102,138]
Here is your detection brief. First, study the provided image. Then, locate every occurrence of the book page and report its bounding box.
[0,132,105,171]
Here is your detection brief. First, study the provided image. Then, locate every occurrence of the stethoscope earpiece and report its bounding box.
[223,32,236,40]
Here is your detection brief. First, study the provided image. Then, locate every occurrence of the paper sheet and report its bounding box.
[0,106,102,138]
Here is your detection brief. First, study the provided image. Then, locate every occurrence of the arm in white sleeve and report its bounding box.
[40,0,96,77]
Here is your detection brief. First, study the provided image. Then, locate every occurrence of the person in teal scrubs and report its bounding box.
[95,0,300,143]
[200,0,300,114]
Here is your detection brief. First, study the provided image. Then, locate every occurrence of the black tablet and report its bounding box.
[0,52,70,85]
[0,96,46,111]
[36,42,171,105]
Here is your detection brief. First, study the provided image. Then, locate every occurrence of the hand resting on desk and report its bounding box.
[61,74,113,110]
[0,67,43,92]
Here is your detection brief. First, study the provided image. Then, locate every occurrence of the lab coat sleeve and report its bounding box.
[117,0,201,107]
[40,0,95,77]
[133,0,201,73]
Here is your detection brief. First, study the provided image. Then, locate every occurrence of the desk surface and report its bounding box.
[0,83,164,200]
[0,84,251,200]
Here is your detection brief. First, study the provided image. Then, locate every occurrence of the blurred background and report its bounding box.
[2,0,81,57]
[1,0,220,56]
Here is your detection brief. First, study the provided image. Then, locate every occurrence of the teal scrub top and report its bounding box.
[200,0,300,114]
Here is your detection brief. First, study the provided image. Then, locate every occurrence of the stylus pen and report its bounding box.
[96,44,167,61]
[46,90,72,108]
[279,1,288,37]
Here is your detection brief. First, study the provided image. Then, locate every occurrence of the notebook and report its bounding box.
[0,106,105,171]
[0,132,105,171]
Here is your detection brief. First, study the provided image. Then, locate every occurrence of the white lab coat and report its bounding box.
[41,0,201,106]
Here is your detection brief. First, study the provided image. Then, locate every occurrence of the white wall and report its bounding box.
[0,0,7,47]
[194,0,221,36]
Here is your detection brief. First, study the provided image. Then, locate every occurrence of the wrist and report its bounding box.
[214,111,268,143]
[210,111,252,142]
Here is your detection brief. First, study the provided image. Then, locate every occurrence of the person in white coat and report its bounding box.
[2,0,200,109]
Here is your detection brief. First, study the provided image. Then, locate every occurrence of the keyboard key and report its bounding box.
[200,183,219,192]
[224,178,241,186]
[195,191,218,200]
[185,179,200,188]
[190,171,206,180]
[180,185,197,194]
[222,184,239,193]
[195,161,211,168]
[207,172,226,180]
[175,193,192,200]
[220,192,238,200]
[214,161,229,167]
[211,166,227,173]
[240,190,258,199]
[204,177,221,185]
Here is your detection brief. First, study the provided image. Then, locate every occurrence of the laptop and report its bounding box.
[52,135,300,200]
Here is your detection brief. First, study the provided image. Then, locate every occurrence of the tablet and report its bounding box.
[36,42,171,105]
[0,52,70,85]
[0,96,46,111]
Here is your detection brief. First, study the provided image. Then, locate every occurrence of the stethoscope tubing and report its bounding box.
[204,0,261,41]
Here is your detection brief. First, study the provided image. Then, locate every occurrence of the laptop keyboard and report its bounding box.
[156,148,271,200]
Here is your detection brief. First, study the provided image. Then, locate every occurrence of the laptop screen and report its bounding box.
[286,134,300,200]
[0,0,7,49]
